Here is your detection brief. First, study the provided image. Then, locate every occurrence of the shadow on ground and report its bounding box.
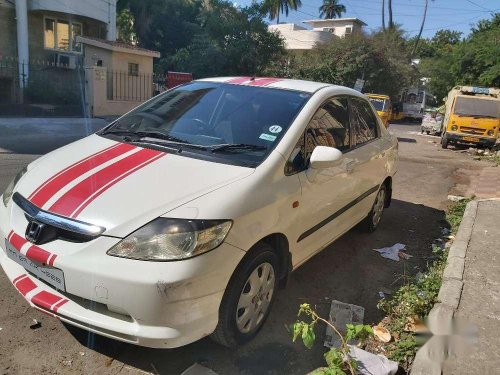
[0,118,110,154]
[63,198,448,375]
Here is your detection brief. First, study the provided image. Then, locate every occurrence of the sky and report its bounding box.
[237,0,499,38]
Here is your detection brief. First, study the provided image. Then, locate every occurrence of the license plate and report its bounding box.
[462,136,479,142]
[5,240,65,291]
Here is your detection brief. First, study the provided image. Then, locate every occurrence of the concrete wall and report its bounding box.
[268,23,334,51]
[306,20,363,38]
[86,66,149,117]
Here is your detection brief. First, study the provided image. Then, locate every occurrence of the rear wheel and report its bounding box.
[359,185,387,232]
[211,243,278,347]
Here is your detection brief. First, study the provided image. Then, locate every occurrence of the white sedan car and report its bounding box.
[0,77,398,348]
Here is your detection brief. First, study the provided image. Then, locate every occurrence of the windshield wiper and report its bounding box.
[210,143,267,153]
[102,129,190,144]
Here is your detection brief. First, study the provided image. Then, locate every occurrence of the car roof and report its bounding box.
[196,76,364,96]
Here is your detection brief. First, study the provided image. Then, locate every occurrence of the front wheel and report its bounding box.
[211,243,278,347]
[441,135,449,149]
[359,185,387,232]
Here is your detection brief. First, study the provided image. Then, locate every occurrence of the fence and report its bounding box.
[0,57,85,116]
[106,70,154,102]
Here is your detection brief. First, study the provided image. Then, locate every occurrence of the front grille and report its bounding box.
[460,126,485,135]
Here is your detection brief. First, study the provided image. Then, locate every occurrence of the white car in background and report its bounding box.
[0,77,398,348]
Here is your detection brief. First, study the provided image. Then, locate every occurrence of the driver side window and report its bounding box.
[285,97,350,175]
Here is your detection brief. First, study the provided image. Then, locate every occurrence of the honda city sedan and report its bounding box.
[0,77,398,348]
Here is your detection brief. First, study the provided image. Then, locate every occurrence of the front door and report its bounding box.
[289,97,361,267]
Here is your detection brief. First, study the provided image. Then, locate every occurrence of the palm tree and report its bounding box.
[382,0,386,31]
[319,0,346,19]
[412,0,433,56]
[262,0,302,24]
[388,0,394,29]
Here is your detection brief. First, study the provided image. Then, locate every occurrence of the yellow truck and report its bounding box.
[441,86,500,149]
[367,93,391,128]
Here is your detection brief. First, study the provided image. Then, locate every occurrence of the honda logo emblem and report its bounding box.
[25,220,45,244]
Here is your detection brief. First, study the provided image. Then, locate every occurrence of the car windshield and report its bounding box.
[100,81,311,167]
[454,96,500,118]
[369,97,387,111]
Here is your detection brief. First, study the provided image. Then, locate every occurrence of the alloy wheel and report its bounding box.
[372,188,386,227]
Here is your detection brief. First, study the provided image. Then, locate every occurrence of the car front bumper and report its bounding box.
[444,132,497,147]
[0,219,245,348]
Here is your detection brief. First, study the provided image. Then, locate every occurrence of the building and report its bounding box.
[0,0,160,117]
[268,18,367,53]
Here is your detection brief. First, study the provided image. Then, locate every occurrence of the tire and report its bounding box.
[359,185,387,233]
[211,243,278,347]
[441,135,449,149]
[421,128,424,134]
[426,131,430,135]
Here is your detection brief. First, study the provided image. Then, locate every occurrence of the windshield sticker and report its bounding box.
[269,125,282,134]
[259,133,277,141]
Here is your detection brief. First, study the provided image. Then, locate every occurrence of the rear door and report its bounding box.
[344,97,387,223]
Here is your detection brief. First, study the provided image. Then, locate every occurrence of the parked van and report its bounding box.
[367,94,391,127]
[441,86,500,149]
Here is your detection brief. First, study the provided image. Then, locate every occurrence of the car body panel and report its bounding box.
[0,77,398,348]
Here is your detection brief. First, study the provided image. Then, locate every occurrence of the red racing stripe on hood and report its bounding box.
[25,245,52,265]
[226,77,252,84]
[48,148,166,218]
[29,143,136,207]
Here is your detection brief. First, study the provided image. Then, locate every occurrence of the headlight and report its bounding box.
[107,218,232,261]
[487,130,494,136]
[2,166,28,207]
[451,125,458,131]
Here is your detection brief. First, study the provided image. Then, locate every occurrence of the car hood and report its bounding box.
[14,135,254,237]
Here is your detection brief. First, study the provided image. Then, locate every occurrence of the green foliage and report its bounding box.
[116,8,137,44]
[419,13,500,101]
[290,303,372,375]
[319,0,346,20]
[446,198,472,234]
[268,29,416,100]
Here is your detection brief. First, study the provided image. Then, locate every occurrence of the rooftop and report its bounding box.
[77,37,161,58]
[303,18,367,26]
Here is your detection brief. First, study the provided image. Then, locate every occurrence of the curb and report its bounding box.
[410,200,479,375]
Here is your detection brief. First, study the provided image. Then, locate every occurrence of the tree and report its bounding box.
[261,0,302,24]
[116,8,137,44]
[382,0,386,31]
[318,0,346,19]
[388,0,394,29]
[411,0,433,57]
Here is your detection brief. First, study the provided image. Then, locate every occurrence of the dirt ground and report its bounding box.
[0,122,494,375]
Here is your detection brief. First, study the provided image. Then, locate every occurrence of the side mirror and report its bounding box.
[309,146,343,170]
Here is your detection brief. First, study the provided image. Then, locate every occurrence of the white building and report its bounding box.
[268,18,367,53]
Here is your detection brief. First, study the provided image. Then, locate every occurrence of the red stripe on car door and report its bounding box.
[48,148,165,218]
[29,143,136,207]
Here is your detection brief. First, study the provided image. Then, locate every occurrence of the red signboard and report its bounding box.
[167,71,193,89]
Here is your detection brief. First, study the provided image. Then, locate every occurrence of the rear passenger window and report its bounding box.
[351,99,379,146]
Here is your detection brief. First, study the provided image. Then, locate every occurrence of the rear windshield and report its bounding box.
[454,96,500,118]
[368,97,388,111]
[101,82,311,167]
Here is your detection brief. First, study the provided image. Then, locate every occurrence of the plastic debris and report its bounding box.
[324,300,364,348]
[181,363,218,375]
[373,325,391,343]
[373,243,411,261]
[349,345,398,375]
[378,291,385,298]
[447,195,466,202]
[62,360,72,367]
[30,319,42,330]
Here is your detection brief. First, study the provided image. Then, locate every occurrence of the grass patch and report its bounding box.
[479,153,500,166]
[368,199,472,371]
[446,198,472,234]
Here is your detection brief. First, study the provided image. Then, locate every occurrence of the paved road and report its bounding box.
[0,123,492,374]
